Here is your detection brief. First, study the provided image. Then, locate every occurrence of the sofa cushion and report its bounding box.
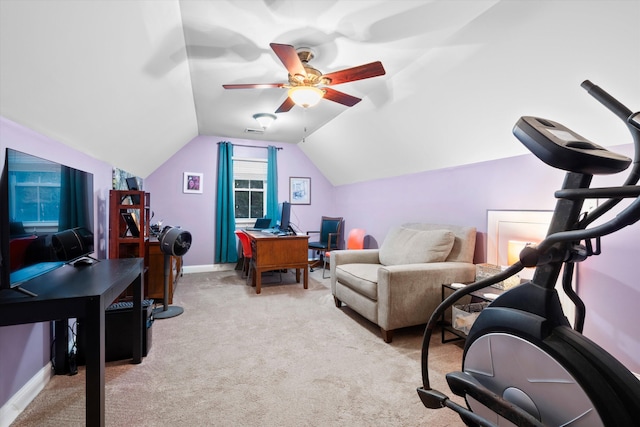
[402,223,477,263]
[378,227,455,266]
[336,263,380,300]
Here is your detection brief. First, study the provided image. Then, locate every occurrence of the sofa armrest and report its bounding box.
[330,249,380,292]
[377,262,476,331]
[331,249,380,266]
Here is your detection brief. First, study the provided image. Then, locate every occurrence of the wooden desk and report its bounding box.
[0,258,144,427]
[146,239,182,304]
[243,230,309,294]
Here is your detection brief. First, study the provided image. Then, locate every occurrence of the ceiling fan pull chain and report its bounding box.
[302,108,308,143]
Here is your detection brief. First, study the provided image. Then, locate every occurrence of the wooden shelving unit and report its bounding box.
[109,189,183,303]
[109,190,150,299]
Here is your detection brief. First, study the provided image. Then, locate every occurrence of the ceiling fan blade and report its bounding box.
[322,61,386,86]
[222,83,285,89]
[270,43,306,77]
[322,87,361,107]
[275,97,296,113]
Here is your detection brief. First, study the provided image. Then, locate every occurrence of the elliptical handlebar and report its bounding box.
[578,80,639,164]
[521,195,640,268]
[579,80,640,227]
[581,80,633,122]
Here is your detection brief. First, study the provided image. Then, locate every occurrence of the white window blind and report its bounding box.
[233,158,267,180]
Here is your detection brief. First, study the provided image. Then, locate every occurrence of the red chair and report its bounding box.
[235,230,253,283]
[235,230,282,285]
[323,228,366,279]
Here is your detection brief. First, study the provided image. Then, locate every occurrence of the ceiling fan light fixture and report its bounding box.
[253,113,277,129]
[288,86,324,108]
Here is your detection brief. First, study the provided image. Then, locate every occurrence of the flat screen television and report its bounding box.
[0,148,94,296]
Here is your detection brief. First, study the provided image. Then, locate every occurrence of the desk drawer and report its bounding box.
[253,238,308,266]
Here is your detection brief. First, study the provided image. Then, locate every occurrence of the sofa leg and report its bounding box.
[380,328,393,343]
[333,296,342,308]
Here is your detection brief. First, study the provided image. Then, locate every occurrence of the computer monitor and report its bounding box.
[278,201,291,233]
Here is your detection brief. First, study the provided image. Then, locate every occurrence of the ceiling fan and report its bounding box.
[222,43,386,113]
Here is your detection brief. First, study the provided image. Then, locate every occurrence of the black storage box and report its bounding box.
[77,299,154,364]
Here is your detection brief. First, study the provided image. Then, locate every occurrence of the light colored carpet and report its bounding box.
[11,268,466,426]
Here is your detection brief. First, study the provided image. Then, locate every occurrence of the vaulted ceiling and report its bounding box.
[1,1,638,185]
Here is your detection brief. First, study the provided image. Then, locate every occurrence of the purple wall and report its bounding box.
[144,136,336,267]
[0,117,112,408]
[335,154,566,250]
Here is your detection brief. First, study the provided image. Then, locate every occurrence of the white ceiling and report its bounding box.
[1,1,639,185]
[179,0,499,141]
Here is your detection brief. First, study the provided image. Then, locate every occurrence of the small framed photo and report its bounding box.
[289,177,311,205]
[183,172,203,194]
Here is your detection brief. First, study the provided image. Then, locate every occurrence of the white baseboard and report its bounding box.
[182,263,235,274]
[0,362,53,427]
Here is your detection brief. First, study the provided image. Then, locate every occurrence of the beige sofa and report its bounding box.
[330,223,476,342]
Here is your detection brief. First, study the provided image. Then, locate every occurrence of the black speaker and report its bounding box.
[51,227,94,261]
[77,299,154,364]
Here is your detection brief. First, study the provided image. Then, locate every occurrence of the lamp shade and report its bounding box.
[288,86,324,108]
[253,113,276,129]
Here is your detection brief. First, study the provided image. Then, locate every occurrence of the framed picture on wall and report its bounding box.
[289,177,311,205]
[183,172,203,194]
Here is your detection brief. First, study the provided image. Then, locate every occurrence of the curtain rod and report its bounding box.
[218,142,283,150]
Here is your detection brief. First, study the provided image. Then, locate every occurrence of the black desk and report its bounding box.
[0,258,144,427]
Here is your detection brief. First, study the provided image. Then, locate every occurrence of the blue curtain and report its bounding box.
[59,166,90,231]
[266,146,279,227]
[215,142,237,263]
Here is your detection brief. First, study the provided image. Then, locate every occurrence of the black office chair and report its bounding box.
[307,216,343,271]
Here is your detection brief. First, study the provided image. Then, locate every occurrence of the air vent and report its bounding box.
[244,128,265,134]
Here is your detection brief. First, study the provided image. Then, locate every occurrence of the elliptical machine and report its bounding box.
[417,81,640,426]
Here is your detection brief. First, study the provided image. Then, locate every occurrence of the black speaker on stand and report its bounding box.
[153,226,192,319]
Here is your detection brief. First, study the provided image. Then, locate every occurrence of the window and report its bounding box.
[9,153,61,228]
[234,179,264,219]
[233,158,267,223]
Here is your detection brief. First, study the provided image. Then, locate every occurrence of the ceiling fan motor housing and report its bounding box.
[290,47,330,87]
[222,43,385,112]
